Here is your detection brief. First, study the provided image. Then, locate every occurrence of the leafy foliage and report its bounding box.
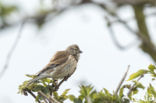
[0,1,18,29]
[68,85,129,103]
[127,69,148,81]
[18,64,156,103]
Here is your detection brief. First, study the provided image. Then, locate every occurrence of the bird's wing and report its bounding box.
[37,51,69,76]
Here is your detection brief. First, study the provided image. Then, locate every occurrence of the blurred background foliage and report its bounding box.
[0,0,156,62]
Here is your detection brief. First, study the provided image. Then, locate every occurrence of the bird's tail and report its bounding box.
[26,75,48,87]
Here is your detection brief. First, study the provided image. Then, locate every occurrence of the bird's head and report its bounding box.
[66,44,82,56]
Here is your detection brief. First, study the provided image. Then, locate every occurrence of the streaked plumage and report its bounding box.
[28,44,82,85]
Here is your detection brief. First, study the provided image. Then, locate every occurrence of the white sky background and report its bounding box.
[0,0,156,103]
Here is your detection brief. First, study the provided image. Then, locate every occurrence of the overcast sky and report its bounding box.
[0,0,156,103]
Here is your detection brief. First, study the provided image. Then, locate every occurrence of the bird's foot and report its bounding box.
[51,80,58,88]
[54,85,59,91]
[64,75,70,81]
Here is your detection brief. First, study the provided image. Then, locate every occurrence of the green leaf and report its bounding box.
[18,80,29,94]
[0,3,18,17]
[147,84,156,97]
[68,95,75,101]
[42,87,50,94]
[103,88,111,96]
[152,78,155,81]
[80,85,93,96]
[61,89,70,97]
[133,81,145,89]
[132,89,138,95]
[119,86,124,98]
[53,91,59,100]
[127,69,148,81]
[78,95,84,101]
[31,85,44,92]
[74,98,82,103]
[148,64,156,72]
[25,74,37,78]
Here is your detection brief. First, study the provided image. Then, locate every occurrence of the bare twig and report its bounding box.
[101,5,156,54]
[113,0,156,5]
[0,20,26,79]
[0,0,90,31]
[115,65,130,95]
[87,96,92,103]
[109,12,156,24]
[127,74,144,96]
[41,94,49,103]
[38,91,60,103]
[38,91,53,103]
[26,89,41,103]
[105,16,138,50]
[44,99,49,103]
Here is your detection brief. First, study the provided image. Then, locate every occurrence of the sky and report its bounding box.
[0,0,156,103]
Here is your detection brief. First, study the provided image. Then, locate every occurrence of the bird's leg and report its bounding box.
[54,75,70,91]
[50,79,58,95]
[52,80,58,88]
[64,75,71,81]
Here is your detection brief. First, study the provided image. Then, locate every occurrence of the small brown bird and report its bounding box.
[27,44,82,85]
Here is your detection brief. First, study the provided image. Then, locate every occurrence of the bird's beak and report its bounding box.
[79,50,83,53]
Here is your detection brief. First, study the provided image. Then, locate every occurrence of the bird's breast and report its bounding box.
[51,55,77,79]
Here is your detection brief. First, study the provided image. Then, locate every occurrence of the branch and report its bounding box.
[38,91,60,103]
[127,74,144,96]
[105,16,138,50]
[38,91,53,103]
[0,0,91,31]
[109,11,156,25]
[113,0,156,5]
[86,96,92,103]
[115,65,130,95]
[99,3,150,44]
[0,20,26,79]
[42,98,48,103]
[133,5,156,62]
[26,89,41,103]
[99,4,156,62]
[25,74,70,98]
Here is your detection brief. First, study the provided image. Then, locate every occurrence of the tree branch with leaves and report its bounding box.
[18,64,156,103]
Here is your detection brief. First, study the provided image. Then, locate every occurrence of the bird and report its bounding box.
[27,44,82,86]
